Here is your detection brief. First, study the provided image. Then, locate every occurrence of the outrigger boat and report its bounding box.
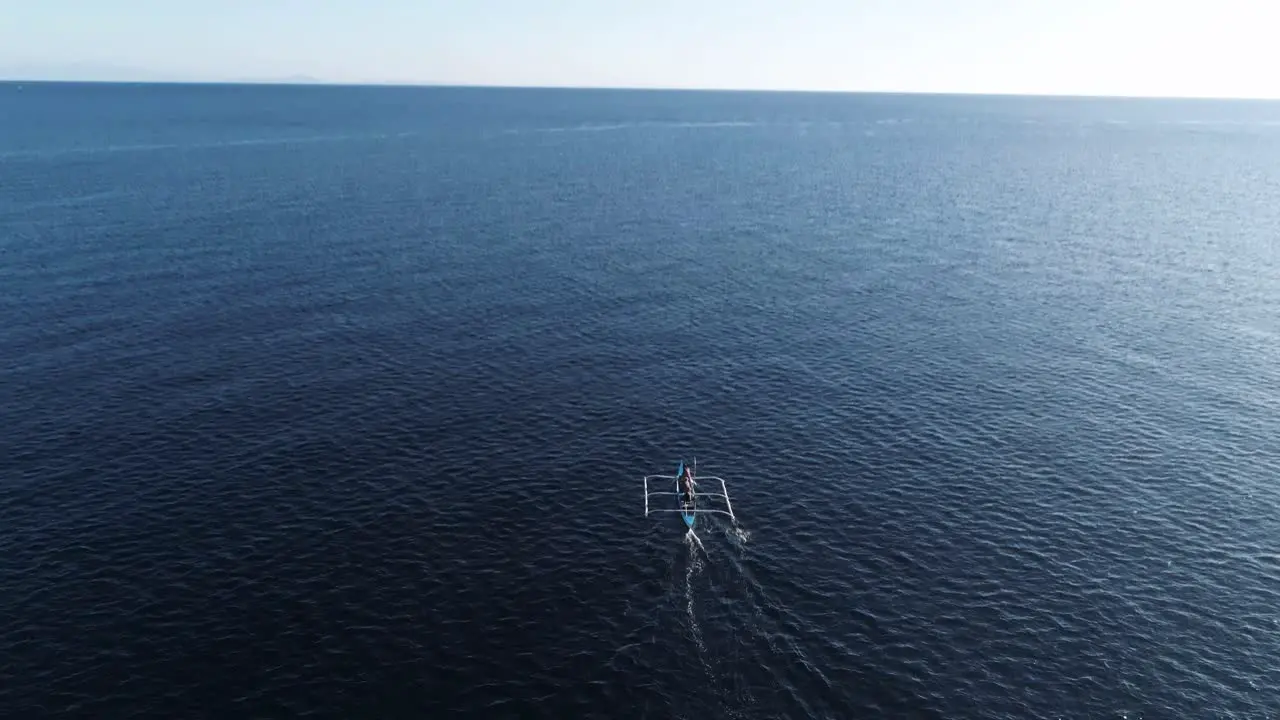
[643,459,736,528]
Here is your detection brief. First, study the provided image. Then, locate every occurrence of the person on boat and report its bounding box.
[681,464,695,503]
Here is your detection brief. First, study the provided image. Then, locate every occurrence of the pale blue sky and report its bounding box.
[2,0,1277,98]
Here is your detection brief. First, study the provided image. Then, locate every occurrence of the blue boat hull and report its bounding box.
[677,461,695,528]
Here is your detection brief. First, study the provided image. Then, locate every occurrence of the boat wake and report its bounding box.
[724,523,751,548]
[685,532,707,658]
[686,527,707,554]
[673,515,832,716]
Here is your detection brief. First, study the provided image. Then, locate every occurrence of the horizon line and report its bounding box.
[3,78,1280,103]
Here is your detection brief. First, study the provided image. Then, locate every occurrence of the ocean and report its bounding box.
[2,82,1279,719]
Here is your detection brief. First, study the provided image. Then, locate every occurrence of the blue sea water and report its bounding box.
[3,82,1280,718]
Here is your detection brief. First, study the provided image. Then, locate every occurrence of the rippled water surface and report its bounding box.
[3,83,1280,718]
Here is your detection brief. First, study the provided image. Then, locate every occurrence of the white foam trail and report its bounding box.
[686,527,706,555]
[685,533,706,656]
[706,519,802,665]
[724,523,751,547]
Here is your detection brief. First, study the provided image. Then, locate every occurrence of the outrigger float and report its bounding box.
[643,459,736,528]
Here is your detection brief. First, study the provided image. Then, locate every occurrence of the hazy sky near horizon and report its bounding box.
[2,0,1278,98]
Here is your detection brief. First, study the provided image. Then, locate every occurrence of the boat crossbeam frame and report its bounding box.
[643,474,736,522]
